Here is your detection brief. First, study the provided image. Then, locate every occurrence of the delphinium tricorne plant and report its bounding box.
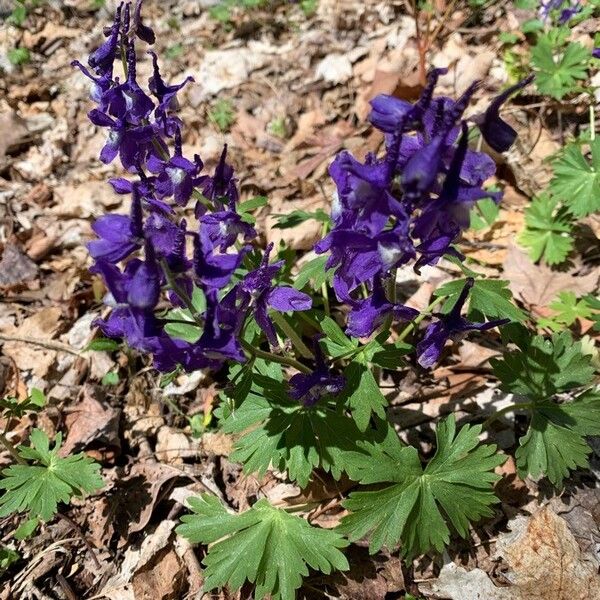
[73,3,599,599]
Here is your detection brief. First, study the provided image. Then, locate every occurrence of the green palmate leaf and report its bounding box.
[340,416,504,560]
[550,139,600,217]
[317,316,358,358]
[518,195,574,265]
[490,331,594,400]
[516,391,600,487]
[0,430,103,522]
[177,495,348,600]
[470,197,500,230]
[294,255,334,290]
[584,294,600,331]
[341,361,387,431]
[531,36,588,99]
[221,376,379,487]
[538,291,594,331]
[434,278,526,322]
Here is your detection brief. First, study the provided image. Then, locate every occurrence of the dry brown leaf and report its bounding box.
[61,384,121,456]
[422,506,600,599]
[0,244,38,287]
[2,306,62,376]
[503,245,598,307]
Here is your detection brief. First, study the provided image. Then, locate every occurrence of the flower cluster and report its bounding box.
[314,70,531,365]
[78,1,311,373]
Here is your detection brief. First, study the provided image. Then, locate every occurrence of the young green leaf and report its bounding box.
[340,416,504,560]
[341,361,387,431]
[294,255,334,290]
[516,391,600,487]
[518,195,573,265]
[221,377,378,487]
[317,316,358,358]
[490,332,594,400]
[84,337,121,352]
[538,291,594,331]
[434,278,526,323]
[272,209,329,230]
[177,494,349,600]
[550,138,600,217]
[0,429,103,522]
[531,36,588,99]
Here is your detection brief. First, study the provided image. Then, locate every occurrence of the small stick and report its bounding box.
[0,333,80,356]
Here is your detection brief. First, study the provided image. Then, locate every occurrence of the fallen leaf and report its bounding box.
[0,244,38,287]
[503,245,598,307]
[315,53,353,84]
[61,384,121,455]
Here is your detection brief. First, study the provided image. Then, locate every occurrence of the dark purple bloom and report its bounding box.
[148,51,194,118]
[200,207,256,253]
[476,75,534,153]
[593,48,600,59]
[88,108,155,170]
[132,0,155,44]
[241,244,312,345]
[144,213,189,272]
[289,341,345,407]
[199,145,239,209]
[193,234,248,291]
[346,279,418,338]
[71,60,113,110]
[416,278,509,368]
[88,3,122,76]
[88,185,143,262]
[148,129,202,205]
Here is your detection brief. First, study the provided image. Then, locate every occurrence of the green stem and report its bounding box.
[271,312,314,360]
[240,339,311,374]
[0,433,26,465]
[397,296,444,343]
[591,104,596,141]
[483,402,534,429]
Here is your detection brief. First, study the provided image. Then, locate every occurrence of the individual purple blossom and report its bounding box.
[416,278,509,368]
[199,205,257,253]
[148,51,194,120]
[132,0,155,44]
[346,279,418,339]
[199,145,239,209]
[289,340,345,407]
[88,109,155,170]
[88,2,122,76]
[148,129,202,205]
[241,243,312,345]
[475,75,534,153]
[193,234,248,291]
[88,185,143,262]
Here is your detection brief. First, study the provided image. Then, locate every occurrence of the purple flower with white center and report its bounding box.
[416,278,509,368]
[71,60,113,110]
[144,213,189,272]
[475,75,534,153]
[289,341,345,407]
[346,279,418,339]
[88,185,143,262]
[200,206,256,253]
[104,42,154,124]
[241,243,312,345]
[148,129,202,205]
[88,109,155,170]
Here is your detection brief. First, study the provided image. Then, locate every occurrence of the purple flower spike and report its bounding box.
[289,340,345,407]
[477,75,534,153]
[416,278,509,368]
[346,279,418,339]
[241,243,312,345]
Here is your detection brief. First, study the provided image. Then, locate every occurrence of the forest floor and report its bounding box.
[0,1,599,598]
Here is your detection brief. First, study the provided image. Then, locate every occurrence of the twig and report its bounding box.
[0,333,80,356]
[56,512,102,571]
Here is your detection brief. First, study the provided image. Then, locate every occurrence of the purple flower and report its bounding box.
[88,3,122,76]
[289,341,345,407]
[241,244,312,345]
[416,278,509,368]
[476,75,534,153]
[148,51,194,119]
[104,42,154,125]
[145,128,202,207]
[71,60,113,110]
[593,48,600,59]
[88,185,143,262]
[193,234,248,291]
[199,145,239,209]
[132,0,155,44]
[144,213,189,272]
[346,279,418,338]
[88,109,155,170]
[200,208,256,253]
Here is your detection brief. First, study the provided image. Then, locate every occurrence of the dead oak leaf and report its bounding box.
[503,245,598,307]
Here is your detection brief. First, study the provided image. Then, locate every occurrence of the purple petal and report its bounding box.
[266,287,312,312]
